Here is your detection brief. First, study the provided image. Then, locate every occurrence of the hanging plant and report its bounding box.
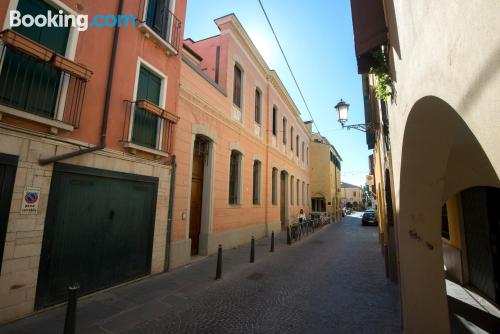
[371,48,393,101]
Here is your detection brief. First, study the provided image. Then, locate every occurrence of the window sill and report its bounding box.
[123,142,169,158]
[0,104,74,134]
[231,105,243,124]
[253,123,262,138]
[228,204,242,208]
[138,23,178,56]
[252,204,262,208]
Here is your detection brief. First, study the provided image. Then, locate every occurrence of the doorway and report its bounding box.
[461,186,500,304]
[189,136,209,256]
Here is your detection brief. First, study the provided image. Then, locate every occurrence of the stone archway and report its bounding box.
[398,96,500,332]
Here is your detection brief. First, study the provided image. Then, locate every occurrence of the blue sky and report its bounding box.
[184,0,371,187]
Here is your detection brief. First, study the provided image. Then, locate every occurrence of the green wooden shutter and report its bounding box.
[132,67,162,149]
[0,0,69,118]
[15,0,69,54]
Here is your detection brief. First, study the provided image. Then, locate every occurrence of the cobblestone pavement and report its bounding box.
[0,215,401,334]
[128,215,401,334]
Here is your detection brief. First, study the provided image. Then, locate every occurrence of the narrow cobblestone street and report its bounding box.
[0,215,401,334]
[129,215,401,334]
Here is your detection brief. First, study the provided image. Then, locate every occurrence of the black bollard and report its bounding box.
[63,283,79,334]
[215,244,222,280]
[250,236,255,263]
[287,226,291,245]
[270,231,275,252]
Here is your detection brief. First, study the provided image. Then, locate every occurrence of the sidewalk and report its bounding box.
[0,229,299,334]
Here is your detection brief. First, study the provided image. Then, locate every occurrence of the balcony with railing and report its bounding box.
[122,99,178,158]
[138,1,182,55]
[0,29,91,133]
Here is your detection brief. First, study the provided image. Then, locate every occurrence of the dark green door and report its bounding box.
[36,163,158,309]
[0,0,69,118]
[0,153,18,275]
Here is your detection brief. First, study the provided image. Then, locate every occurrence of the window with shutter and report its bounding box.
[272,168,278,205]
[146,0,171,36]
[229,150,241,204]
[0,0,69,119]
[296,179,300,205]
[272,107,277,135]
[254,89,261,124]
[132,66,162,149]
[252,161,261,205]
[233,65,242,108]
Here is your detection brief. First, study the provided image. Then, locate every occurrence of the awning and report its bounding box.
[350,0,388,73]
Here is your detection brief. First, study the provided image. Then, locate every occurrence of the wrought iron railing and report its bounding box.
[123,100,177,155]
[0,34,89,128]
[141,2,182,53]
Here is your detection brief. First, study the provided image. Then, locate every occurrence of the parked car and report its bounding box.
[362,210,378,226]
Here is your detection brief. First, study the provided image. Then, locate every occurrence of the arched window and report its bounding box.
[272,106,278,135]
[272,168,278,205]
[296,179,300,205]
[290,126,294,151]
[254,88,262,124]
[302,181,305,205]
[229,150,242,204]
[233,64,243,108]
[252,160,262,205]
[290,175,294,205]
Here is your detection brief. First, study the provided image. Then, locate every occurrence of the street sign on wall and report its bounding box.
[20,187,40,215]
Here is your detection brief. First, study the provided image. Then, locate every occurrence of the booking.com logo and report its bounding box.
[9,10,136,32]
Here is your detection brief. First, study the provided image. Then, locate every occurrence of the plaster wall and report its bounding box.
[383,0,500,332]
[171,15,311,267]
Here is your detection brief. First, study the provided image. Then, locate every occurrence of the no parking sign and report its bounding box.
[21,187,41,215]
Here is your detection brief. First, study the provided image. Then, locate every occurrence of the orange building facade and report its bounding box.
[170,14,311,266]
[0,0,186,322]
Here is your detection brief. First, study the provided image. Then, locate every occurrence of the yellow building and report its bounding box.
[308,129,342,221]
[339,182,363,211]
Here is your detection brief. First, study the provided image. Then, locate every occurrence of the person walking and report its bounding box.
[298,208,306,223]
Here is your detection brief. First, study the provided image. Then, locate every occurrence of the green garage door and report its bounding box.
[36,163,158,309]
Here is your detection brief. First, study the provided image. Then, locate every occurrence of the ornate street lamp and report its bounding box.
[335,99,379,132]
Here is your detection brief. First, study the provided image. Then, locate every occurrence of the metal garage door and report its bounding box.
[36,163,158,309]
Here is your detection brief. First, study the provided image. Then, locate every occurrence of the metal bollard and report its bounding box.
[270,231,275,252]
[287,226,291,245]
[250,236,255,263]
[63,283,80,334]
[215,244,222,280]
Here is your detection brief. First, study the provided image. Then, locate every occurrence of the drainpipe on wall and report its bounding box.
[165,155,177,271]
[39,0,124,165]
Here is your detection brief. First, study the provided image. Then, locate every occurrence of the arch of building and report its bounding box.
[397,96,500,332]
